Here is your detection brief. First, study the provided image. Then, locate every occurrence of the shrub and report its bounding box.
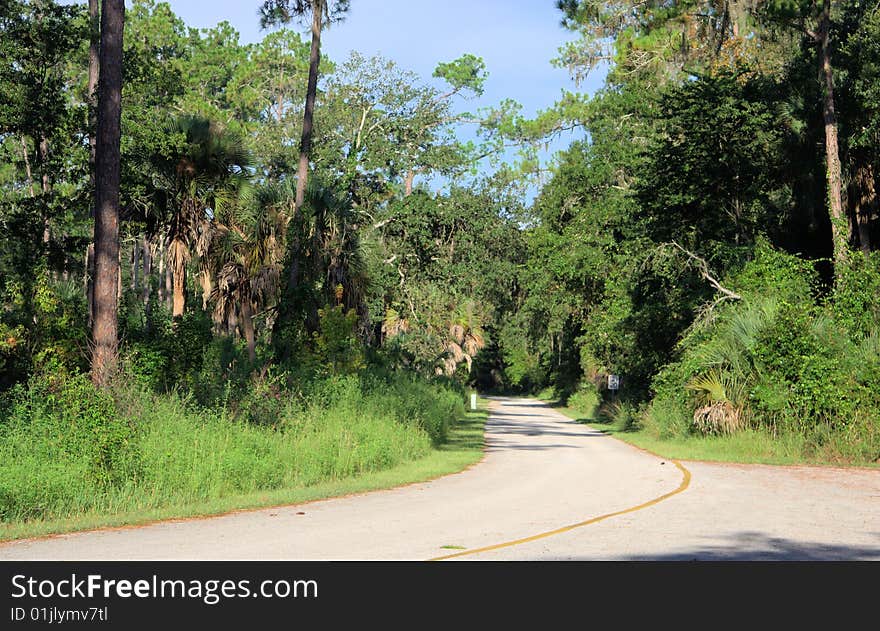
[3,372,139,481]
[687,370,745,435]
[0,372,140,521]
[120,344,167,392]
[647,242,880,461]
[727,237,818,303]
[312,304,364,375]
[751,303,854,430]
[567,382,599,418]
[643,395,692,439]
[831,251,880,339]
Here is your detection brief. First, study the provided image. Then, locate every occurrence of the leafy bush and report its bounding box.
[646,242,880,461]
[120,344,168,392]
[500,337,545,392]
[642,395,692,439]
[0,371,140,520]
[831,251,880,339]
[311,304,364,375]
[750,303,854,430]
[567,382,599,418]
[3,372,139,480]
[727,238,819,303]
[598,400,641,432]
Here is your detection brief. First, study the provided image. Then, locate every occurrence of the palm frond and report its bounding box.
[686,370,728,403]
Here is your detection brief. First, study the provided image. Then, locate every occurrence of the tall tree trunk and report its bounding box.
[294,0,322,213]
[142,235,152,331]
[200,269,212,310]
[818,0,848,272]
[404,169,415,196]
[85,243,95,328]
[88,0,99,164]
[39,135,50,245]
[130,240,138,292]
[240,300,257,364]
[288,0,323,293]
[157,239,165,304]
[20,137,35,198]
[164,252,173,311]
[91,0,125,387]
[117,244,122,303]
[171,244,186,319]
[227,308,239,338]
[86,0,99,321]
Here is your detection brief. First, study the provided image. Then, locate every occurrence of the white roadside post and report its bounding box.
[470,392,477,410]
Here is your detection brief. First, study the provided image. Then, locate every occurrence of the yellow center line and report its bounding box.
[428,460,691,561]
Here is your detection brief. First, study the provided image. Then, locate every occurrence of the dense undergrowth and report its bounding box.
[642,246,880,463]
[549,244,880,465]
[0,362,465,525]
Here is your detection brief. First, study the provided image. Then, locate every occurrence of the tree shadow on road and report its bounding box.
[548,531,880,560]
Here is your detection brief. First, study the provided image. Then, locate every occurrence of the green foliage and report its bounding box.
[0,0,87,138]
[639,72,788,248]
[314,51,477,204]
[3,0,880,530]
[642,394,692,440]
[598,400,641,432]
[164,311,216,389]
[0,367,465,525]
[750,303,853,428]
[830,252,880,339]
[0,264,89,388]
[567,382,600,418]
[726,237,819,301]
[371,185,525,383]
[259,0,351,30]
[118,309,215,395]
[499,335,545,392]
[645,244,880,459]
[119,344,167,392]
[433,54,487,97]
[312,303,365,375]
[0,371,139,520]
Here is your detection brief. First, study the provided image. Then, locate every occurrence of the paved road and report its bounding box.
[2,397,878,560]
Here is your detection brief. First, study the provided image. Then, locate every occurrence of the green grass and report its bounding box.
[551,401,880,468]
[0,379,488,542]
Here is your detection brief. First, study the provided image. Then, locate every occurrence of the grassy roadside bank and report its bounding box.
[546,395,879,468]
[0,387,488,543]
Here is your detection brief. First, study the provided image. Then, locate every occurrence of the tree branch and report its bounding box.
[669,241,742,300]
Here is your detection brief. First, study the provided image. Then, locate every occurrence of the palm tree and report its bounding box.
[444,300,486,376]
[204,184,289,363]
[91,0,124,387]
[305,183,368,317]
[149,115,251,319]
[271,178,370,355]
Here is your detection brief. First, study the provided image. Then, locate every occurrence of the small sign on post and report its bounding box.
[607,375,620,391]
[470,393,477,410]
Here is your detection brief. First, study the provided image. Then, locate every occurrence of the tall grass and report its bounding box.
[0,371,465,525]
